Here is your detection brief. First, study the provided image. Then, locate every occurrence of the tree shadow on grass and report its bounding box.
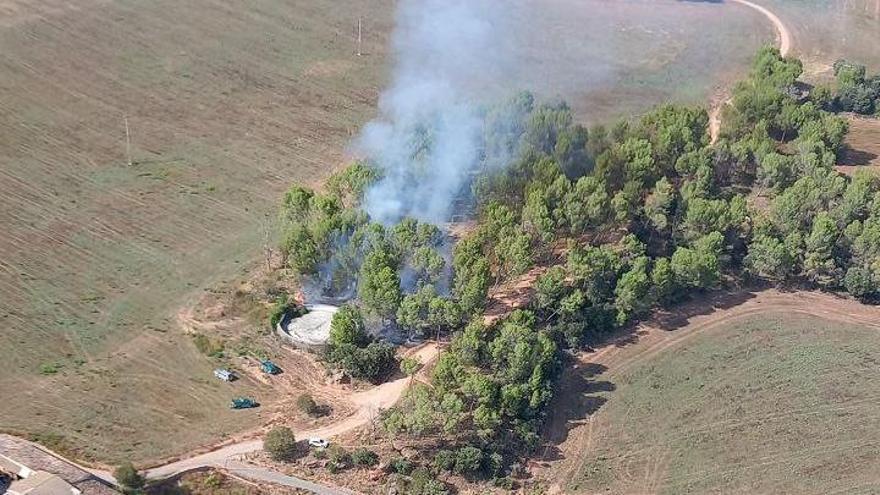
[538,361,615,463]
[648,288,759,332]
[839,146,879,167]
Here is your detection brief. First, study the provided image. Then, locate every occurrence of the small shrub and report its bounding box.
[269,296,309,329]
[487,451,504,477]
[263,426,297,461]
[296,394,322,417]
[509,461,527,478]
[409,468,450,495]
[351,448,379,467]
[114,462,145,491]
[39,362,61,375]
[192,334,224,357]
[312,448,327,460]
[203,472,223,488]
[328,445,349,466]
[269,296,289,328]
[388,456,414,474]
[400,356,422,377]
[433,449,455,471]
[493,476,516,489]
[453,446,483,475]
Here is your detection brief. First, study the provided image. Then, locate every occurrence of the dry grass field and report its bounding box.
[764,0,880,77]
[510,0,774,123]
[544,291,880,494]
[0,0,785,464]
[0,0,394,463]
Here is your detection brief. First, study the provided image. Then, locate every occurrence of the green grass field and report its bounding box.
[566,312,880,494]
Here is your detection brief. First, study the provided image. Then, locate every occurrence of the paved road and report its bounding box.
[225,461,358,495]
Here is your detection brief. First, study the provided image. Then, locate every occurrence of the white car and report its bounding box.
[308,438,329,449]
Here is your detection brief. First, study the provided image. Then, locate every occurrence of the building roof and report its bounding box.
[0,453,28,476]
[0,435,117,495]
[8,471,81,495]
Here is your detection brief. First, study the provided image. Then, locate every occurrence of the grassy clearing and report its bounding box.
[515,0,773,123]
[565,312,880,494]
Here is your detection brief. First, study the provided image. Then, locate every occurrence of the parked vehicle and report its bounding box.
[308,438,329,449]
[230,397,259,409]
[260,359,281,375]
[214,368,236,382]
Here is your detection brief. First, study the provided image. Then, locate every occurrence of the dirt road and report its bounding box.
[732,0,792,58]
[708,0,793,142]
[546,288,880,493]
[147,343,438,478]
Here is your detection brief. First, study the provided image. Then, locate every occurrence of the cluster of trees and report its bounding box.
[325,303,397,383]
[279,165,464,332]
[382,311,555,487]
[279,165,465,382]
[722,50,880,299]
[822,59,880,115]
[263,425,382,478]
[276,47,880,490]
[375,47,880,487]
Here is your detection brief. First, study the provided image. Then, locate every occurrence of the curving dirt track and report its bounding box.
[70,343,439,491]
[146,343,438,479]
[732,0,792,58]
[545,288,880,494]
[708,0,793,142]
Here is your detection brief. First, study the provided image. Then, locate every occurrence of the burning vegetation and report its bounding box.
[272,44,880,492]
[264,1,880,491]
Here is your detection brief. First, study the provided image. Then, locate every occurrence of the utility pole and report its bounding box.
[357,17,363,57]
[124,115,132,166]
[261,219,273,271]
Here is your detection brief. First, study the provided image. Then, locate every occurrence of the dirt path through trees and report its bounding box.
[708,0,793,142]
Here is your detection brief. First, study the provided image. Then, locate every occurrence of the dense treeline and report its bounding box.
[277,47,880,490]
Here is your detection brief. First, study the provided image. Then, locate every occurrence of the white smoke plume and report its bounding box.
[357,0,516,225]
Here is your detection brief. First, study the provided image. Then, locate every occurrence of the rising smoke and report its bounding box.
[357,0,518,225]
